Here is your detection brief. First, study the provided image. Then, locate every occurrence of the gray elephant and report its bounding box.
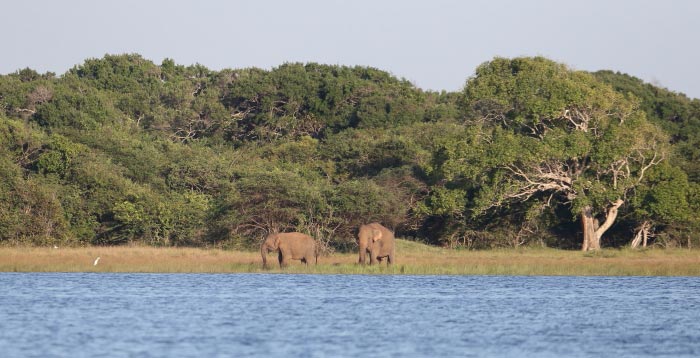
[260,232,318,268]
[357,223,395,266]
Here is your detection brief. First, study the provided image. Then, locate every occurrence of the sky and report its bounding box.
[3,0,700,98]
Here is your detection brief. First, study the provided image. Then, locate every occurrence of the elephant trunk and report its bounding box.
[261,244,269,268]
[358,244,366,264]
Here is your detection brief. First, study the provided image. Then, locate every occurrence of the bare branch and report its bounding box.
[636,150,664,185]
[498,161,577,206]
[231,107,253,120]
[14,108,36,115]
[560,108,591,133]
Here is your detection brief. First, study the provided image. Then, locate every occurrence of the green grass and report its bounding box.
[2,240,699,276]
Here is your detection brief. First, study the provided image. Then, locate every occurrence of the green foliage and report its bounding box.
[0,54,696,250]
[36,134,84,176]
[0,170,69,245]
[630,163,692,226]
[421,57,674,247]
[594,70,700,183]
[222,63,433,144]
[322,127,423,178]
[207,164,331,247]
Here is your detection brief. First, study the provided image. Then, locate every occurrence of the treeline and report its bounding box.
[1,54,699,250]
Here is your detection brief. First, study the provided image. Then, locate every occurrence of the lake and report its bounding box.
[0,273,698,357]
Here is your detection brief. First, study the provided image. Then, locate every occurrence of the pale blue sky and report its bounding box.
[3,0,699,98]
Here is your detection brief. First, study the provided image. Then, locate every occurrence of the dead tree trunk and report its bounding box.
[631,220,651,248]
[581,199,624,251]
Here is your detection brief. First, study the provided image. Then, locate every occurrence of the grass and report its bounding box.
[1,240,699,276]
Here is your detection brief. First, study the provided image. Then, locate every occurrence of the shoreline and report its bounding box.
[2,241,699,276]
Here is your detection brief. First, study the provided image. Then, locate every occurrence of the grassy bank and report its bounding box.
[2,240,699,276]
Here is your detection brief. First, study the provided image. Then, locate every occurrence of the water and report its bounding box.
[0,274,698,357]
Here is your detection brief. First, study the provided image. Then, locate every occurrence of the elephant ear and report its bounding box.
[274,235,281,248]
[371,229,383,242]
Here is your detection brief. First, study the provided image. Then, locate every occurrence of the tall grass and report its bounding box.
[1,240,699,276]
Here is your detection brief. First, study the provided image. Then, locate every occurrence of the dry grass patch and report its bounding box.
[0,246,261,273]
[1,240,699,276]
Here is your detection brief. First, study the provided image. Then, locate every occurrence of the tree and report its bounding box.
[448,57,668,250]
[3,53,693,250]
[628,163,693,248]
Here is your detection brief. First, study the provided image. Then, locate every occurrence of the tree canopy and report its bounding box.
[1,54,697,250]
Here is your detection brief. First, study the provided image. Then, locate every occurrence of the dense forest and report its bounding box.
[2,54,699,251]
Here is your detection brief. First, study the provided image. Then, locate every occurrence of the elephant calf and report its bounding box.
[357,223,395,266]
[261,232,318,268]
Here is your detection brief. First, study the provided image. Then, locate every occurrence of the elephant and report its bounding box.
[260,232,318,268]
[357,223,395,266]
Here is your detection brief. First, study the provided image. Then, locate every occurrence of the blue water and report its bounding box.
[0,274,698,357]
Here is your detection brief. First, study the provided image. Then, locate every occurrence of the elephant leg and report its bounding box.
[308,249,316,266]
[301,250,310,267]
[369,251,377,265]
[278,251,285,268]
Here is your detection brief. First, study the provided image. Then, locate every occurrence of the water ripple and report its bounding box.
[0,273,698,357]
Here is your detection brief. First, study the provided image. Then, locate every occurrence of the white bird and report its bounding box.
[93,257,101,266]
[53,245,58,249]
